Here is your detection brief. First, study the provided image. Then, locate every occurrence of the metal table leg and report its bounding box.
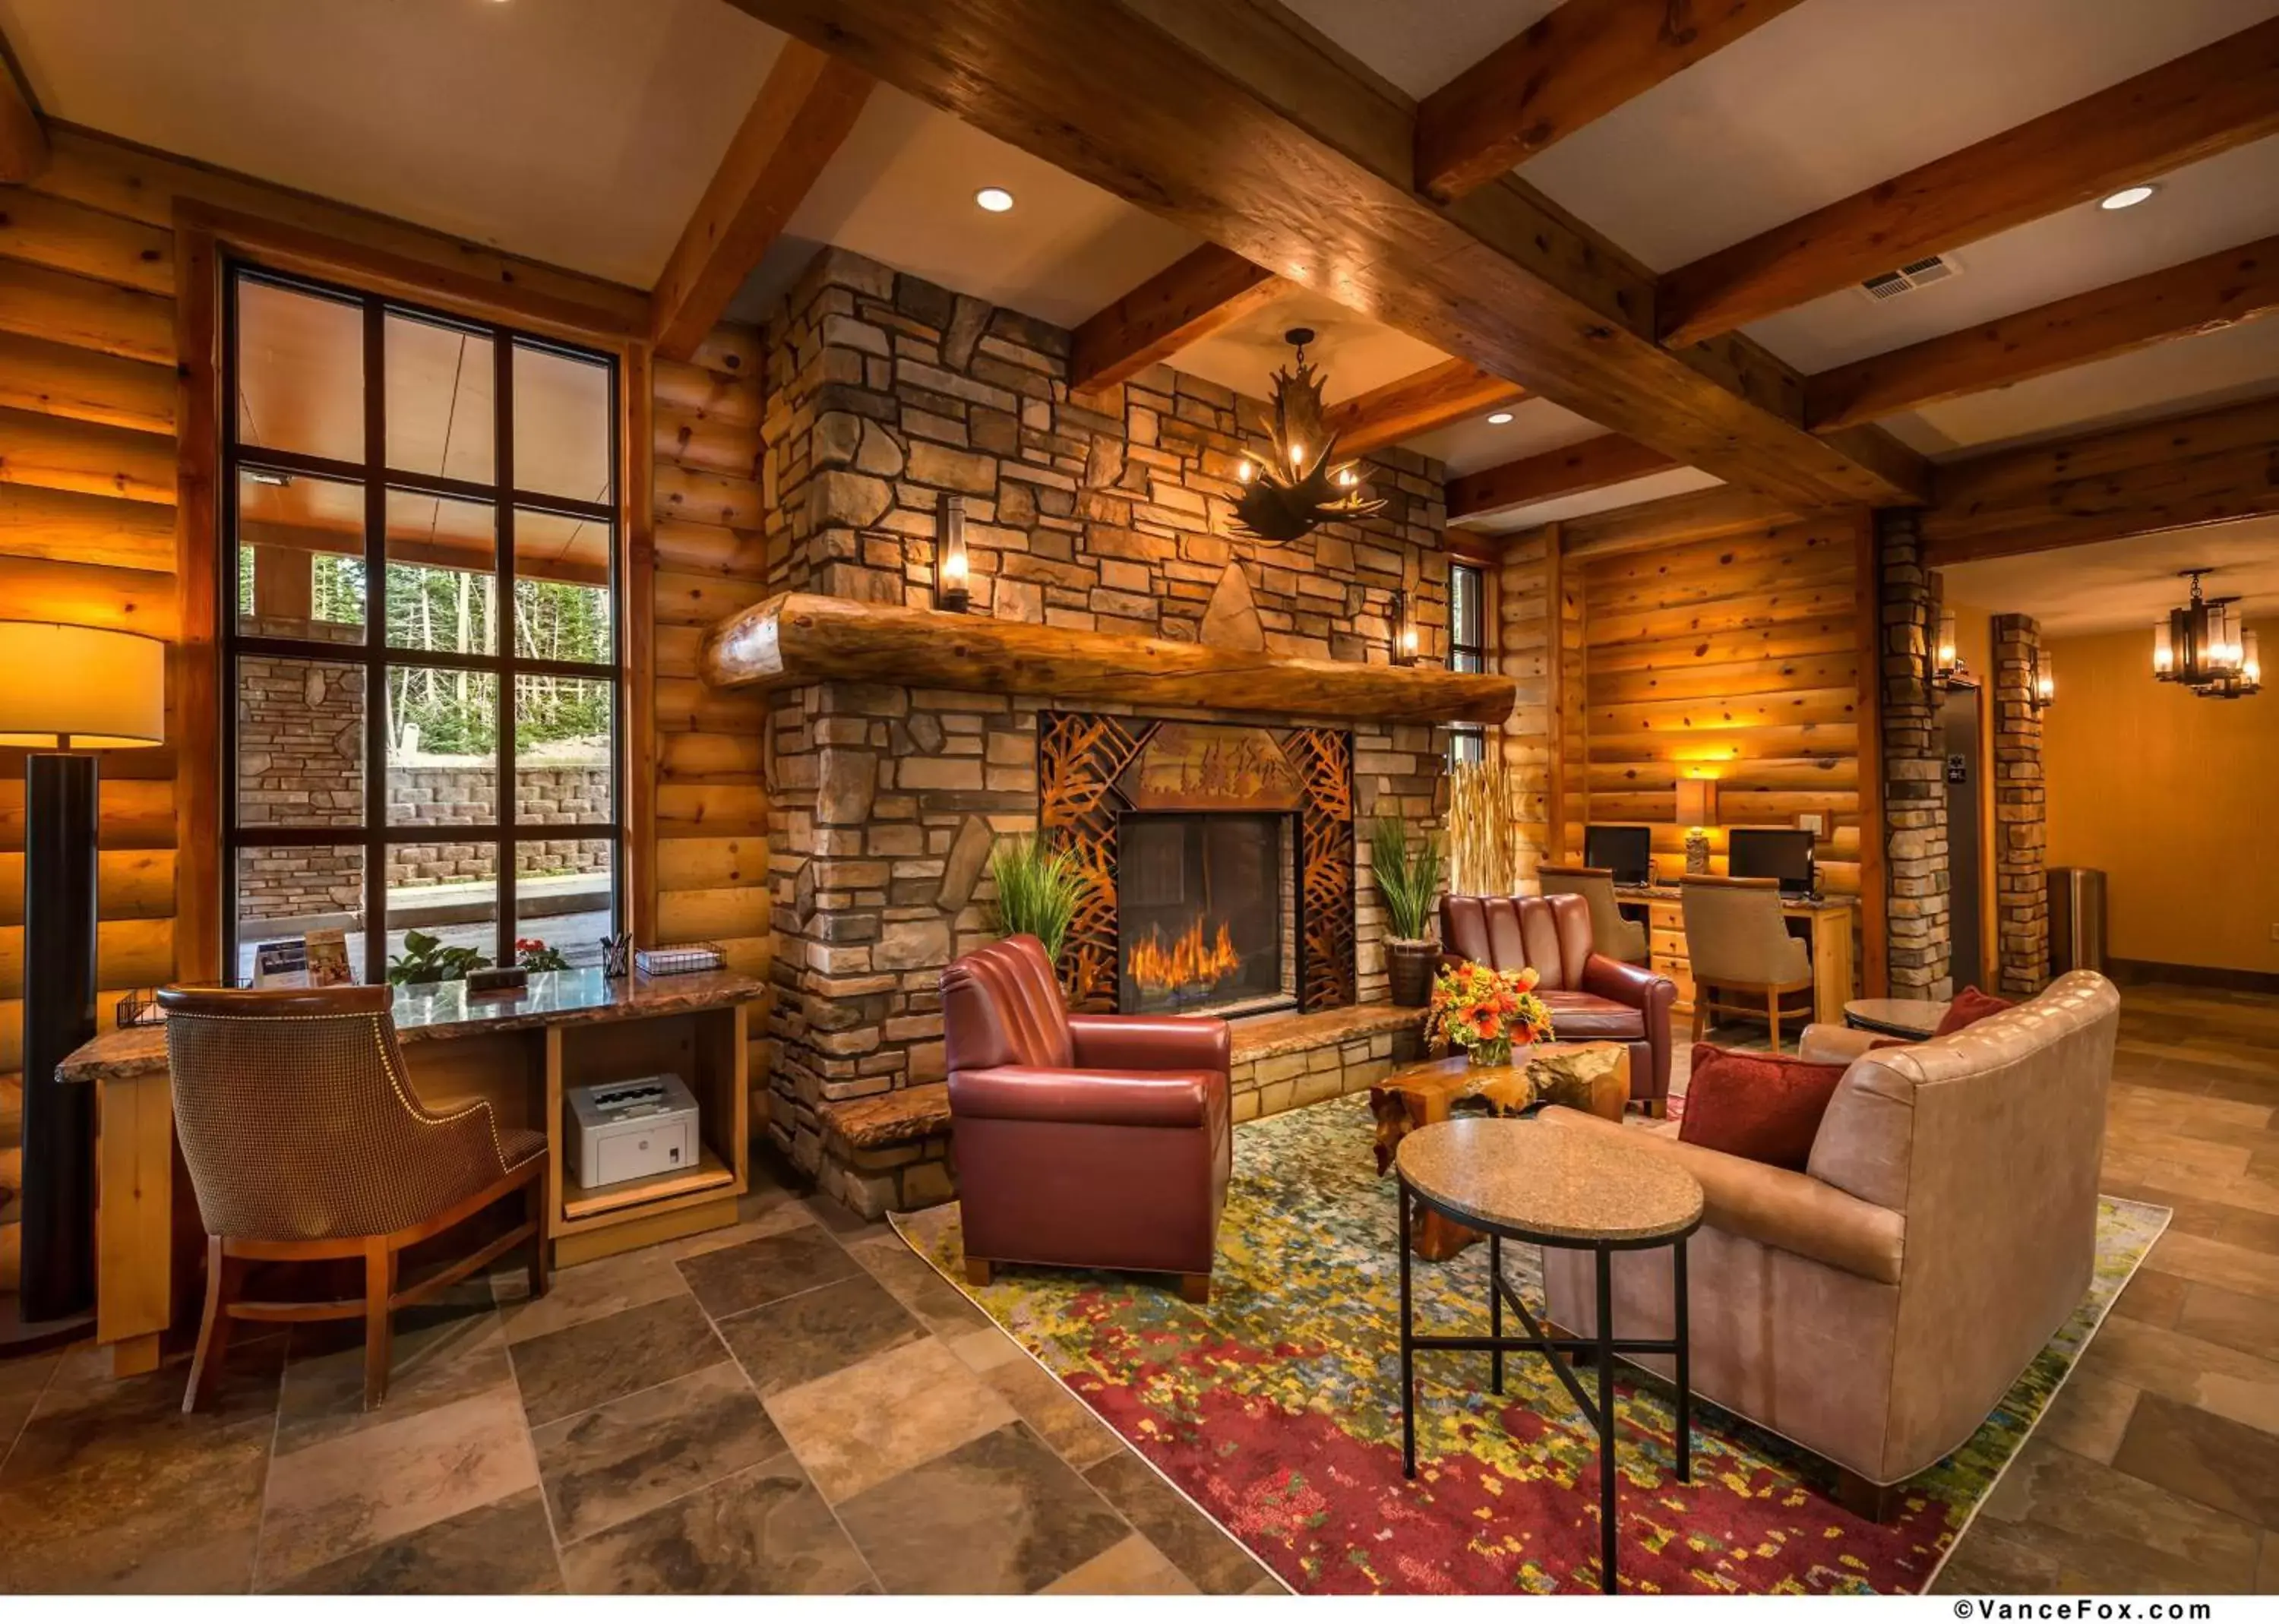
[1595,1245,1617,1594]
[1674,1236,1691,1483]
[1489,1231,1504,1395]
[1399,1179,1416,1479]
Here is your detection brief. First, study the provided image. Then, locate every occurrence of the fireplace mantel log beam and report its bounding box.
[703,592,1518,725]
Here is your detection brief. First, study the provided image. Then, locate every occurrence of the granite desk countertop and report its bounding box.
[58,967,764,1084]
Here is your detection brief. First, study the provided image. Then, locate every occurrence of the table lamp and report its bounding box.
[1676,776,1718,875]
[0,621,165,1329]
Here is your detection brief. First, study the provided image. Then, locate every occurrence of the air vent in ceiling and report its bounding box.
[1858,254,1963,302]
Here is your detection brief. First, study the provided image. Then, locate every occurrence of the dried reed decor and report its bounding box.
[1445,756,1522,898]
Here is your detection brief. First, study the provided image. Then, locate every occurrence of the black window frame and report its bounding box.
[1447,560,1487,769]
[220,261,624,984]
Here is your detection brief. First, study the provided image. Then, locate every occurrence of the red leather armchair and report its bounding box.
[1440,893,1677,1115]
[941,935,1231,1303]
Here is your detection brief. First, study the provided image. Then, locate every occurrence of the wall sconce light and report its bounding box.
[1933,606,1961,685]
[2032,649,2056,712]
[934,493,970,614]
[1389,589,1419,666]
[1676,776,1718,875]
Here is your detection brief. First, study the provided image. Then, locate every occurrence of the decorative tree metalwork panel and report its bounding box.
[1038,711,1155,1011]
[1286,727,1358,1011]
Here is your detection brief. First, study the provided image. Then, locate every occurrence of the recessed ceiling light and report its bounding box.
[1487,411,1514,425]
[975,187,1015,213]
[2100,185,2157,211]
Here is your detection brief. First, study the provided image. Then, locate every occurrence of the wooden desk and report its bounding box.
[1612,888,1857,1028]
[58,968,760,1378]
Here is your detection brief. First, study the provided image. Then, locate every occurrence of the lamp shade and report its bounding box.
[0,622,165,748]
[1675,776,1718,829]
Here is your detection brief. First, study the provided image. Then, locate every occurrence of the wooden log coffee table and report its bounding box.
[1369,1044,1629,1260]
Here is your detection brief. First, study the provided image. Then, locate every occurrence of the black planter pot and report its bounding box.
[1386,939,1437,1009]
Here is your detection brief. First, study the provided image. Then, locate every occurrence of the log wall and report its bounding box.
[0,130,767,1281]
[1569,511,1873,903]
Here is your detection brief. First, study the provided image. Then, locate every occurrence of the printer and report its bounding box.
[565,1072,701,1188]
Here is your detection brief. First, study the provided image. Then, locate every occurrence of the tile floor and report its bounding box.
[1,981,2273,1594]
[0,1174,1277,1594]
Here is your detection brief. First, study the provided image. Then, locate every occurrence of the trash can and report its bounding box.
[2047,867,2107,977]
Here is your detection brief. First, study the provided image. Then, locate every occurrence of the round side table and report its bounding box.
[1841,997,1949,1041]
[1393,1117,1703,1593]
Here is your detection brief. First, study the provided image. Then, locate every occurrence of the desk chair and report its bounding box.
[1680,874,1814,1051]
[1538,863,1649,965]
[159,984,548,1413]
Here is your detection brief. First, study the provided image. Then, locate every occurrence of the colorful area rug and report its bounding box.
[896,1095,2167,1594]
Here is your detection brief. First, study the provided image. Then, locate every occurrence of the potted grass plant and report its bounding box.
[989,833,1084,978]
[1370,814,1443,1008]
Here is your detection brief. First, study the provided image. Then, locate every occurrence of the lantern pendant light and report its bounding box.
[2153,568,2260,700]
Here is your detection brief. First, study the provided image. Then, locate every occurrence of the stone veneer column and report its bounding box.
[1876,510,1952,1000]
[1992,614,2050,996]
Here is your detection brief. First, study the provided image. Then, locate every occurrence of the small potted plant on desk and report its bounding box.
[1370,814,1443,1008]
[386,929,491,990]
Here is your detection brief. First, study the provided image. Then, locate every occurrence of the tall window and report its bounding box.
[1448,561,1487,768]
[223,264,622,984]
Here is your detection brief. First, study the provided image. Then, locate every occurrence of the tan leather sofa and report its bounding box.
[1537,970,2120,1516]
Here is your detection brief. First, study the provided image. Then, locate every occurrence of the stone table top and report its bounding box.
[1396,1117,1704,1244]
[58,968,765,1083]
[1842,997,1950,1039]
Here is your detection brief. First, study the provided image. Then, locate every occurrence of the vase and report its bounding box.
[1386,939,1437,1008]
[1465,1038,1513,1069]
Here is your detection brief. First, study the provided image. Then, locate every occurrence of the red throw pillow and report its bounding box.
[1677,1045,1847,1173]
[1933,987,2015,1037]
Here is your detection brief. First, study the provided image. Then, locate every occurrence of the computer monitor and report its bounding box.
[1729,827,1816,897]
[1582,824,1653,887]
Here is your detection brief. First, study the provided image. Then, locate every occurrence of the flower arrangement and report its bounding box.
[1427,959,1554,1066]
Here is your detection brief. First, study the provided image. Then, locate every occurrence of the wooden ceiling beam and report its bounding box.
[1069,244,1282,393]
[1322,359,1525,457]
[1447,434,1680,520]
[725,0,1925,510]
[1920,392,2279,567]
[1660,16,2279,347]
[650,40,872,362]
[1809,234,2279,430]
[0,33,45,183]
[1415,0,1809,200]
[1559,485,1802,558]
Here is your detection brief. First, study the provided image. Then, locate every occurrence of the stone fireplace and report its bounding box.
[722,247,1519,1215]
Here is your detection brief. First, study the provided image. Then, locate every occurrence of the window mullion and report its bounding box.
[362,298,388,985]
[494,327,517,968]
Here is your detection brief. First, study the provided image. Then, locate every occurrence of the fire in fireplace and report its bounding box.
[1117,812,1291,1017]
[1127,918,1243,997]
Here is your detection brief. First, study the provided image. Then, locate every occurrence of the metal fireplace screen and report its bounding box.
[1037,711,1354,1014]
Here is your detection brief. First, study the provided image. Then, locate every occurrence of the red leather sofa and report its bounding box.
[1440,893,1677,1115]
[941,934,1232,1303]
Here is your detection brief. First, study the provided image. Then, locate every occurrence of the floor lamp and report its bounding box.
[0,621,166,1336]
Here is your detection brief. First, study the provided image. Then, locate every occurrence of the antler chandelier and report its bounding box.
[2153,569,2262,700]
[1231,327,1386,543]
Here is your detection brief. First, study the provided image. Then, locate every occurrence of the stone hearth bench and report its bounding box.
[1227,1003,1424,1122]
[814,1003,1422,1216]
